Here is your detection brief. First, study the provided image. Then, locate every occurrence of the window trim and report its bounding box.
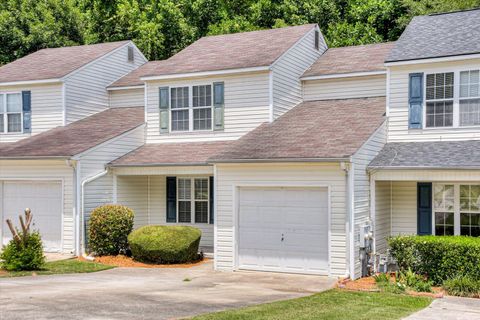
[0,92,23,134]
[432,183,480,236]
[175,177,210,224]
[169,84,214,133]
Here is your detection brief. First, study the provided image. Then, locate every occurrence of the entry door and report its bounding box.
[1,181,63,252]
[238,187,329,275]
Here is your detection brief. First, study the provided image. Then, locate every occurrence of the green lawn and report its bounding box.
[0,259,114,278]
[192,289,432,320]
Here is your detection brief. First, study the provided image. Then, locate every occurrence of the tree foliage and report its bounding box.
[1,0,480,64]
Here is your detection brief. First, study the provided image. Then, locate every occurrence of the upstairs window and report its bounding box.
[0,93,22,133]
[170,85,213,132]
[193,85,212,130]
[425,72,454,128]
[459,70,480,126]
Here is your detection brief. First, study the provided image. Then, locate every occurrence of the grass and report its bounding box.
[192,289,432,320]
[0,259,114,278]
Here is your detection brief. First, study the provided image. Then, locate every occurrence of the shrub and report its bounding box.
[373,273,406,294]
[443,276,480,298]
[0,231,45,271]
[88,205,134,256]
[128,225,201,264]
[388,235,480,285]
[398,269,433,293]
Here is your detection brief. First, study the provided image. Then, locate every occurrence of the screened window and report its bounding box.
[460,70,480,126]
[171,87,189,131]
[433,184,454,236]
[425,73,454,128]
[177,177,209,224]
[460,185,480,237]
[0,93,22,133]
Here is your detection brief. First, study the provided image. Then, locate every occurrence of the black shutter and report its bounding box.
[166,177,177,223]
[22,91,31,133]
[417,182,432,235]
[209,176,214,224]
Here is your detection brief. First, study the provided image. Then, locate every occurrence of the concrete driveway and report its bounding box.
[405,296,480,320]
[0,260,336,320]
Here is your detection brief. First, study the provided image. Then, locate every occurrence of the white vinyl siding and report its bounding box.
[0,83,63,143]
[0,160,75,253]
[145,72,270,143]
[271,27,324,119]
[64,44,146,124]
[115,175,213,247]
[109,88,145,108]
[374,181,392,255]
[351,122,387,278]
[214,162,348,278]
[388,58,480,142]
[303,75,386,101]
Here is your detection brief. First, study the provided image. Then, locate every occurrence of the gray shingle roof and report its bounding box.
[0,107,144,158]
[0,41,131,84]
[369,140,480,169]
[210,97,386,162]
[387,9,480,63]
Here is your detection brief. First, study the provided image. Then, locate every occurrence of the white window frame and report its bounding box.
[432,183,480,236]
[0,92,23,134]
[176,177,210,224]
[169,84,214,133]
[424,72,455,128]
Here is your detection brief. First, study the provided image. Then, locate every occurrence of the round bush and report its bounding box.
[0,232,45,271]
[128,225,201,264]
[88,205,134,256]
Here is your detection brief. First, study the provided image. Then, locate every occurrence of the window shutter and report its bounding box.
[209,176,214,224]
[409,73,423,129]
[159,87,169,133]
[22,91,31,133]
[166,176,177,223]
[213,82,224,130]
[417,182,432,235]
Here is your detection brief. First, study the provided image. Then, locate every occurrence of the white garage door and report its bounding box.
[1,181,63,252]
[238,187,329,275]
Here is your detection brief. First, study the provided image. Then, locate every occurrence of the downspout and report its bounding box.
[342,160,355,279]
[80,168,109,256]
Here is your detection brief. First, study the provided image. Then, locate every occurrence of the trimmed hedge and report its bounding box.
[128,225,201,264]
[88,205,134,256]
[388,235,480,285]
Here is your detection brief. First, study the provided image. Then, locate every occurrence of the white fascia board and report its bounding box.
[0,78,62,87]
[140,66,270,81]
[107,85,145,91]
[301,70,386,81]
[384,53,480,66]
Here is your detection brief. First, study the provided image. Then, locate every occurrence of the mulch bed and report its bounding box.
[80,255,209,268]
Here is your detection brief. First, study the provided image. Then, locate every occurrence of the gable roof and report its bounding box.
[0,41,131,85]
[302,42,395,78]
[110,141,231,167]
[0,107,144,159]
[138,24,316,79]
[387,9,480,63]
[369,140,480,169]
[108,61,167,88]
[210,97,386,162]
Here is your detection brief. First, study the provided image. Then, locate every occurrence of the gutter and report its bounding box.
[367,166,480,171]
[208,157,350,164]
[301,70,386,81]
[140,66,270,81]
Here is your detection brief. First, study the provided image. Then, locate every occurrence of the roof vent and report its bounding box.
[127,46,134,62]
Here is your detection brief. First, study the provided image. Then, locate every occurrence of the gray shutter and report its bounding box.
[213,82,224,130]
[166,177,177,223]
[159,87,169,133]
[209,176,214,224]
[417,182,432,235]
[22,91,31,133]
[409,73,423,129]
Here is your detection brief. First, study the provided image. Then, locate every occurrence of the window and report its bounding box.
[425,73,454,128]
[433,184,454,235]
[170,85,213,132]
[460,70,480,126]
[0,93,22,133]
[460,185,480,237]
[176,177,209,223]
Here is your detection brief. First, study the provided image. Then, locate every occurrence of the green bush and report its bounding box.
[388,235,480,285]
[373,273,406,294]
[398,269,433,293]
[88,205,134,256]
[0,232,45,271]
[443,276,480,298]
[128,225,201,264]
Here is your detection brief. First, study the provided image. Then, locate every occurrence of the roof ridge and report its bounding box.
[40,40,131,51]
[428,7,480,16]
[200,23,316,39]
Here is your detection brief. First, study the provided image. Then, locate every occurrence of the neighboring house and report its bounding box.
[1,9,479,280]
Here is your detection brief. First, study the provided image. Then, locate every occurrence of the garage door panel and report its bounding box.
[2,181,62,252]
[238,187,329,275]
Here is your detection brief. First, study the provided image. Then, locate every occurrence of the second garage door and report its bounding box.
[238,187,329,275]
[1,181,63,252]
